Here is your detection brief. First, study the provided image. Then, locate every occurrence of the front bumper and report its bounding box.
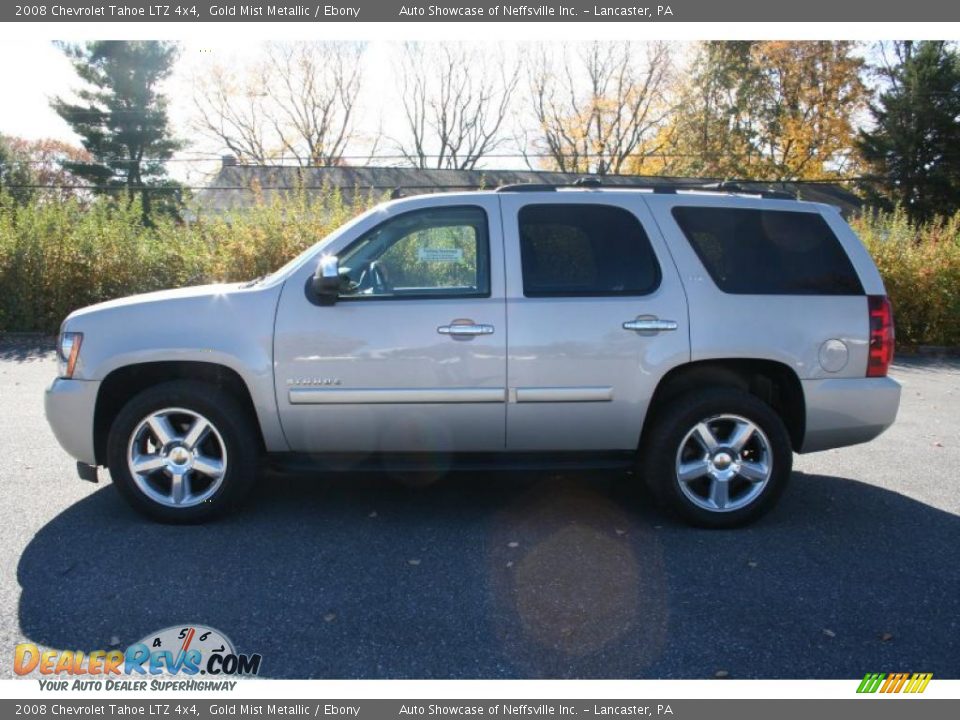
[44,377,100,466]
[800,376,902,453]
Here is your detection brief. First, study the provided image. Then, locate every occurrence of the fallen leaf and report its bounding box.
[823,629,836,637]
[714,670,729,679]
[508,541,519,548]
[408,559,421,566]
[109,636,120,646]
[933,441,944,448]
[880,632,894,642]
[747,561,758,568]
[368,511,378,518]
[506,561,514,568]
[615,529,626,536]
[323,613,336,623]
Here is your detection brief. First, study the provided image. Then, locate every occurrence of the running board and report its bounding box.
[266,451,636,475]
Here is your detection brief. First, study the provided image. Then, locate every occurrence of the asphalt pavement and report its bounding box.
[1,337,957,679]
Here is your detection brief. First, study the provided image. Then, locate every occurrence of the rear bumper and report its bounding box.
[800,376,901,453]
[44,377,100,466]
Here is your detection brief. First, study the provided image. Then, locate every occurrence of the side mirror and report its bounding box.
[311,254,342,305]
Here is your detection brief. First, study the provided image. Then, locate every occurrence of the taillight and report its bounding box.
[867,295,894,377]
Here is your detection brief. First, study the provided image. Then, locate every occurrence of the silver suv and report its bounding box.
[44,185,901,527]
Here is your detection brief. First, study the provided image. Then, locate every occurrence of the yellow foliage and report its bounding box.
[629,41,867,181]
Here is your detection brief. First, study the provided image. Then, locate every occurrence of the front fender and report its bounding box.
[63,283,287,452]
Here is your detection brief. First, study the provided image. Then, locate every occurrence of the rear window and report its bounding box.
[518,204,661,297]
[671,207,863,295]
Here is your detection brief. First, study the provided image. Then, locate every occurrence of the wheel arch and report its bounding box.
[642,358,806,452]
[94,361,266,466]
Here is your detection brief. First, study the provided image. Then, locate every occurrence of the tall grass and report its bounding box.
[2,192,959,347]
[0,185,384,333]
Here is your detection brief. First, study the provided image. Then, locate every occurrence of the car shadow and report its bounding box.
[16,468,960,679]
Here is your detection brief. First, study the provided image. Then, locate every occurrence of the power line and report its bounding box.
[0,150,862,166]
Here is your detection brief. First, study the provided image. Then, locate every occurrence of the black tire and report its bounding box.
[106,380,259,523]
[642,387,792,528]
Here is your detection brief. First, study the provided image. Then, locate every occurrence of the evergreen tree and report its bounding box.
[858,41,960,223]
[51,41,183,222]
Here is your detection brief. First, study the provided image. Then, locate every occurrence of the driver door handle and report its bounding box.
[623,318,678,332]
[438,322,495,337]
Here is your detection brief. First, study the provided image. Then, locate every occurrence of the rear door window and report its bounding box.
[518,204,661,297]
[671,207,863,295]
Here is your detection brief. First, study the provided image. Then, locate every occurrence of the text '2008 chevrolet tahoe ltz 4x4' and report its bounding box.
[44,184,901,527]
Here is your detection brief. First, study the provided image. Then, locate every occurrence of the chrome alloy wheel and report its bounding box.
[126,407,228,508]
[674,414,773,513]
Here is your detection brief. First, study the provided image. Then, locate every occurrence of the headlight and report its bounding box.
[58,332,83,379]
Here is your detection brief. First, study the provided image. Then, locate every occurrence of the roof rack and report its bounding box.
[573,177,602,187]
[494,183,557,193]
[696,181,796,200]
[494,179,799,200]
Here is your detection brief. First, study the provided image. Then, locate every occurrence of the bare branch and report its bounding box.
[524,41,675,175]
[393,43,520,170]
[191,41,365,167]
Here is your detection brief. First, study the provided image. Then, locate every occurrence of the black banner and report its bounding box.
[5,0,960,22]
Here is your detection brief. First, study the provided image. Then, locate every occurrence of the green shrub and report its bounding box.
[0,185,384,333]
[851,208,960,348]
[2,192,959,349]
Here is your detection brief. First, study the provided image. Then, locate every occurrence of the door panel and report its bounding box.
[273,197,506,453]
[501,194,690,451]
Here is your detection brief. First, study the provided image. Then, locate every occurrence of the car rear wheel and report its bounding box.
[642,388,792,528]
[106,380,259,523]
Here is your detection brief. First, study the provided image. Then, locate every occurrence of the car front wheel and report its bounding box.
[106,380,259,523]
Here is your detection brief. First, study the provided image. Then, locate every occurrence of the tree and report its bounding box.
[635,41,867,181]
[194,42,365,166]
[857,41,960,222]
[394,43,520,170]
[0,135,36,205]
[525,41,674,175]
[754,41,867,179]
[51,41,183,222]
[632,42,765,177]
[0,137,92,204]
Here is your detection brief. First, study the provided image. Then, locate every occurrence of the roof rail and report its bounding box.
[494,179,800,200]
[696,181,796,200]
[495,183,557,193]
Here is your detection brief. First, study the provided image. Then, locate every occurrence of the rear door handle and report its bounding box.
[623,318,678,332]
[438,322,495,337]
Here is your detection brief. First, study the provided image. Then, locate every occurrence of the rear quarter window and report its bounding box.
[671,206,864,295]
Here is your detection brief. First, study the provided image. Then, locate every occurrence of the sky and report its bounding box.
[0,39,399,185]
[0,39,698,185]
[0,39,886,186]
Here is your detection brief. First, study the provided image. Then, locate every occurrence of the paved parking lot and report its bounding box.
[1,337,958,679]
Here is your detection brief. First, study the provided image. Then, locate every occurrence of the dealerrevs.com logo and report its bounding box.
[14,625,262,691]
[857,672,933,694]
